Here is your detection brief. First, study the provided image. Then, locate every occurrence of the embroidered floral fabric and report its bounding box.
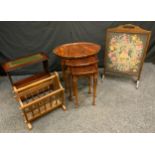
[106,33,147,74]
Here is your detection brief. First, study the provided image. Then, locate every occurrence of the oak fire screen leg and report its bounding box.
[100,73,103,80]
[100,68,105,81]
[73,76,78,108]
[136,80,140,89]
[103,68,106,79]
[136,73,141,89]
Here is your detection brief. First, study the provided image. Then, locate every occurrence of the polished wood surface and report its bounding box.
[53,42,101,59]
[54,42,101,107]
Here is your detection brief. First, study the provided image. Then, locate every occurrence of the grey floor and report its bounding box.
[0,63,155,133]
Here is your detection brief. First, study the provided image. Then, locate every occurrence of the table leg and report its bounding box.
[7,73,14,86]
[69,74,73,100]
[88,76,92,94]
[72,75,75,97]
[93,74,97,105]
[43,60,49,73]
[61,60,68,93]
[73,76,78,107]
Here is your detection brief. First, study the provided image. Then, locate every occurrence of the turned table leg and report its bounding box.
[88,76,92,94]
[73,76,78,107]
[61,60,69,93]
[93,74,97,105]
[69,74,73,100]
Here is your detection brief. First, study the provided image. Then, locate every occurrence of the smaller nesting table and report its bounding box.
[53,42,101,107]
[2,53,49,86]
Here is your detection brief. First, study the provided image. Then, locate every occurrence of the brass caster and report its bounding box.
[136,80,140,89]
[62,105,67,111]
[101,74,105,82]
[27,123,32,130]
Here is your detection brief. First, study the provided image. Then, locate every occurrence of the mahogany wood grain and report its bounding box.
[53,42,101,107]
[53,42,100,59]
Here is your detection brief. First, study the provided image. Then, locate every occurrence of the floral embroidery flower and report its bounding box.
[111,56,116,62]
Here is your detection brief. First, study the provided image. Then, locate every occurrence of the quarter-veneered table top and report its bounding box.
[53,42,101,59]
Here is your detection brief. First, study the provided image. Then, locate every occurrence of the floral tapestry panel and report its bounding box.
[106,32,147,74]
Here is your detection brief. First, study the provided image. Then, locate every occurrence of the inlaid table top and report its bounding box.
[53,42,101,59]
[2,52,48,72]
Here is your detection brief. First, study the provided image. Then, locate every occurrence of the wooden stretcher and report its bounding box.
[2,53,66,130]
